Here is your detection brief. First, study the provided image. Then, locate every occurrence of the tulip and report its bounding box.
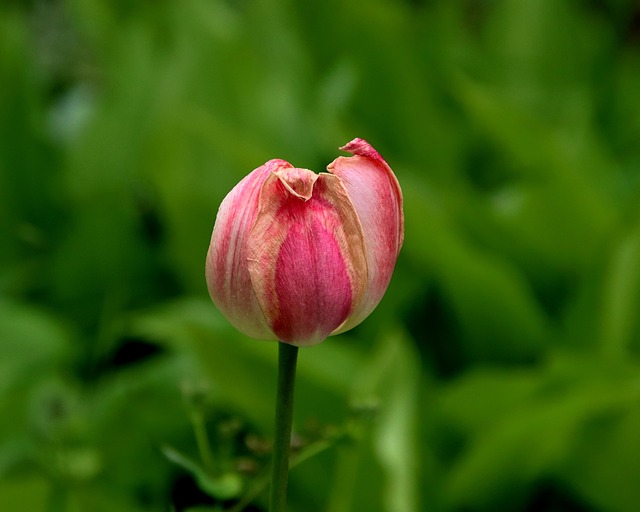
[205,138,403,347]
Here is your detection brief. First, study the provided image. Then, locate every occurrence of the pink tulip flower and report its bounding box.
[205,138,404,347]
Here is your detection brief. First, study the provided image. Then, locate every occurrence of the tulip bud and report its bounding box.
[205,138,403,347]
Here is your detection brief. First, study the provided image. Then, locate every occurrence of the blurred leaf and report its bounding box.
[367,330,422,512]
[436,366,541,436]
[599,221,640,357]
[0,300,70,399]
[161,445,242,500]
[0,476,49,512]
[404,179,553,363]
[561,406,640,512]
[451,73,617,255]
[130,297,362,429]
[440,355,640,510]
[319,329,424,512]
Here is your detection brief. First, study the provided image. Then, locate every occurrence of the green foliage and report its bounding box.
[2,0,640,510]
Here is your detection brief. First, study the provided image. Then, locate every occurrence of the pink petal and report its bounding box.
[247,168,367,346]
[205,159,292,340]
[327,138,404,332]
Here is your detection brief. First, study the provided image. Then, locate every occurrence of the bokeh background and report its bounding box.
[3,0,640,510]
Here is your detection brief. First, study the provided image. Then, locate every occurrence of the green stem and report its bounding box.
[269,342,299,512]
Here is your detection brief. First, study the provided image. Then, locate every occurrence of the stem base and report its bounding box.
[269,342,299,512]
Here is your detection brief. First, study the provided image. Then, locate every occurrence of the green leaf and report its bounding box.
[350,329,423,512]
[441,355,640,510]
[161,445,242,500]
[0,476,49,512]
[599,221,640,357]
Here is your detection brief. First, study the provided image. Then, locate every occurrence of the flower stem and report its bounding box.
[269,342,299,512]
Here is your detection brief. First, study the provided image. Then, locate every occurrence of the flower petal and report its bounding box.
[205,159,292,340]
[247,168,367,346]
[327,138,404,332]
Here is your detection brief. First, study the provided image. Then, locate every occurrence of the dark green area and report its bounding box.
[2,0,640,510]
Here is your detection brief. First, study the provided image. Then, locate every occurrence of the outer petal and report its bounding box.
[327,138,404,332]
[205,159,292,339]
[247,168,368,346]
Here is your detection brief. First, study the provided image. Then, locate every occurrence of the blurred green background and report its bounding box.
[3,0,640,510]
